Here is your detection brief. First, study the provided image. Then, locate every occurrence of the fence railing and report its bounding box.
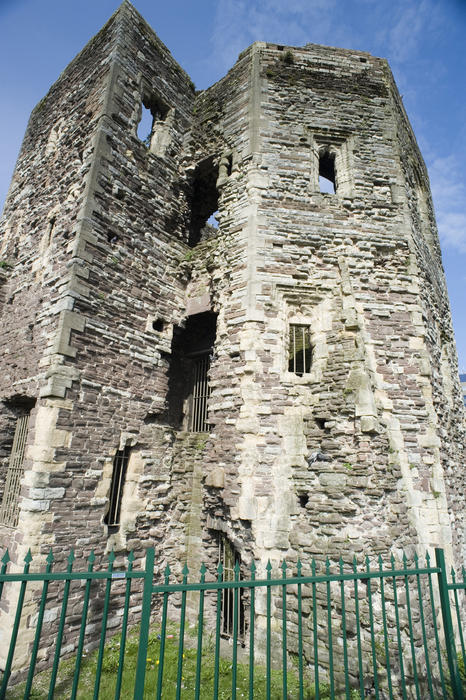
[0,547,464,699]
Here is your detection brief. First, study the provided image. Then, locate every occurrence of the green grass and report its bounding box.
[4,622,345,699]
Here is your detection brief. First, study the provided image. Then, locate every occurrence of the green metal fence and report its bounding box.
[0,546,464,699]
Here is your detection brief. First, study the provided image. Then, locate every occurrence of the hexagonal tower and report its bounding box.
[0,0,464,667]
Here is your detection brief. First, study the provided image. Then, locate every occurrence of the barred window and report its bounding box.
[0,413,30,528]
[189,353,212,433]
[104,446,131,531]
[288,324,312,375]
[218,534,245,639]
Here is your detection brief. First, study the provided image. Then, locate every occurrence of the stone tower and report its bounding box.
[0,0,464,662]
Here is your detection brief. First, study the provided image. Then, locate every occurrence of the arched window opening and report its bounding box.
[319,150,336,194]
[189,157,219,246]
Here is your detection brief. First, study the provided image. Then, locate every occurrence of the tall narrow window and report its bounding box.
[167,311,217,432]
[104,446,131,531]
[319,150,336,193]
[189,353,212,433]
[219,535,245,639]
[0,413,30,527]
[137,93,170,150]
[288,324,312,375]
[189,157,219,247]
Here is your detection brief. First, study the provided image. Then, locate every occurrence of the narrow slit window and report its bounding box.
[104,446,131,531]
[219,534,245,640]
[319,150,336,193]
[0,413,30,528]
[288,324,312,375]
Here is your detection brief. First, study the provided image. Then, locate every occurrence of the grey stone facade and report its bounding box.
[0,0,464,670]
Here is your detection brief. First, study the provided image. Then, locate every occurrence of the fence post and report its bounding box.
[435,548,464,700]
[133,547,155,700]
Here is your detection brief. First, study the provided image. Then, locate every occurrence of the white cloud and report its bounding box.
[429,155,466,252]
[211,0,338,73]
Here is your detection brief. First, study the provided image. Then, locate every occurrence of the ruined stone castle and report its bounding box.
[0,0,464,664]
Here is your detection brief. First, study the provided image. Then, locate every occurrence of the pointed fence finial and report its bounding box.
[1,550,10,566]
[199,563,206,582]
[46,549,54,566]
[24,549,33,565]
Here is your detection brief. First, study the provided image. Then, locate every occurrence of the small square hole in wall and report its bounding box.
[152,318,164,332]
[299,493,309,508]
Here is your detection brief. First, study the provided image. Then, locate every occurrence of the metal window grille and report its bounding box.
[189,353,211,433]
[219,535,245,639]
[288,324,312,375]
[104,446,131,529]
[0,413,30,528]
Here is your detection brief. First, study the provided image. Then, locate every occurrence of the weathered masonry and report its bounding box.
[0,0,464,670]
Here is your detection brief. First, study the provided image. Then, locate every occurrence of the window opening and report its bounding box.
[104,446,131,531]
[137,94,169,147]
[319,150,336,194]
[189,157,219,246]
[137,104,154,146]
[0,412,30,528]
[189,352,211,432]
[207,211,219,229]
[289,324,312,375]
[152,318,164,332]
[299,493,309,508]
[47,217,56,247]
[167,312,217,431]
[219,534,245,639]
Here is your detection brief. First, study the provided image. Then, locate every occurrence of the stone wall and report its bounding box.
[0,1,464,675]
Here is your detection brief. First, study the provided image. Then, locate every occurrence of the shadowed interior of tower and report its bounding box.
[167,311,218,431]
[189,157,219,246]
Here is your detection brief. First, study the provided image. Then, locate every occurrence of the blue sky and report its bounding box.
[1,0,465,371]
